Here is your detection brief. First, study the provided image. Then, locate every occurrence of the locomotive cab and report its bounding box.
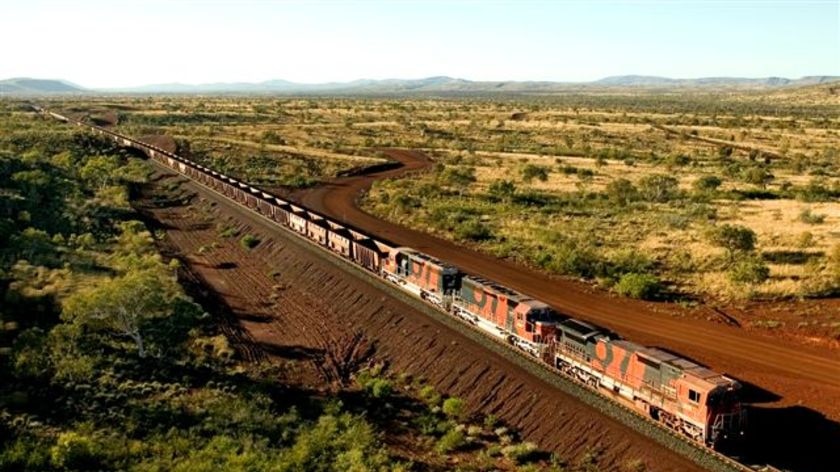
[706,382,746,447]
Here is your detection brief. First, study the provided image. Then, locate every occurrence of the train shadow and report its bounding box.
[717,379,838,472]
[736,404,840,472]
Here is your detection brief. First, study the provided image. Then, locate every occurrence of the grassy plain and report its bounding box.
[41,83,840,340]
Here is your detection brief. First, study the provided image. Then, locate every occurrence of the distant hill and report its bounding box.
[102,75,840,94]
[593,75,840,88]
[2,75,838,95]
[0,78,85,94]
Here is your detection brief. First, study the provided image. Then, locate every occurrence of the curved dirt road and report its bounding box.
[298,150,840,417]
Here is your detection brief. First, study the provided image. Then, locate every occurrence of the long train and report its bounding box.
[38,107,745,448]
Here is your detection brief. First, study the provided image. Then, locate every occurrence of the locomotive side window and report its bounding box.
[688,389,701,403]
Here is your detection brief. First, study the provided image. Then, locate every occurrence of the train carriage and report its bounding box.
[326,222,352,258]
[288,211,308,234]
[306,217,329,245]
[273,200,291,226]
[351,238,386,272]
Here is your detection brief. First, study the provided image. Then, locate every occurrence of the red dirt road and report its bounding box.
[297,150,840,421]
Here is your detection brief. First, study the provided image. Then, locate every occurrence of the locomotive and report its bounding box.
[40,108,746,448]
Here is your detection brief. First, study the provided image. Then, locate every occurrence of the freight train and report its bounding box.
[38,107,745,448]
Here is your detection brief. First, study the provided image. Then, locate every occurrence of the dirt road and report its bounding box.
[299,150,839,394]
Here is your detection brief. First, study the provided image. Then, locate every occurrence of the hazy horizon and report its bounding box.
[2,0,838,88]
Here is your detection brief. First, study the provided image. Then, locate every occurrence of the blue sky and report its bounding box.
[2,0,837,88]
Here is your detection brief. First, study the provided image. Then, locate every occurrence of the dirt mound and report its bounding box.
[134,170,704,472]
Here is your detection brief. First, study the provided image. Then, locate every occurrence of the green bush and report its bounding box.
[435,428,466,454]
[367,378,393,399]
[614,273,661,300]
[605,178,638,206]
[442,397,466,420]
[728,257,770,284]
[454,219,492,242]
[520,164,550,183]
[49,431,103,470]
[240,234,260,250]
[638,174,679,203]
[693,175,722,193]
[419,385,442,407]
[501,442,538,465]
[708,224,756,260]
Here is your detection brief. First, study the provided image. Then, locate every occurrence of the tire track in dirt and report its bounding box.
[136,170,704,472]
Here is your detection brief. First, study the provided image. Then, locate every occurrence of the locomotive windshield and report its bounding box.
[706,387,740,407]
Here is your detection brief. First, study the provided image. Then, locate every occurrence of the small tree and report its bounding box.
[709,224,757,262]
[62,268,178,357]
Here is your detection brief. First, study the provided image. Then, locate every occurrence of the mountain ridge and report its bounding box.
[2,75,838,95]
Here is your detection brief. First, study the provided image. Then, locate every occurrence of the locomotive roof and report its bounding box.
[395,247,458,271]
[558,318,603,338]
[636,347,735,388]
[462,275,549,308]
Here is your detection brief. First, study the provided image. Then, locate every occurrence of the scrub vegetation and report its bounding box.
[31,82,840,338]
[0,104,582,471]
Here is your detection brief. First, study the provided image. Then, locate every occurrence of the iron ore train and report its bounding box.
[41,108,745,448]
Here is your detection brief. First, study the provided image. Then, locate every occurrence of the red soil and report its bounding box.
[135,170,705,472]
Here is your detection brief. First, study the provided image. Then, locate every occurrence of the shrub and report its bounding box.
[240,234,259,249]
[419,385,442,407]
[708,224,756,260]
[542,242,602,279]
[521,164,550,183]
[605,178,638,206]
[799,208,826,225]
[483,414,498,429]
[49,431,103,470]
[501,442,538,465]
[729,257,770,284]
[454,219,493,242]
[741,167,774,188]
[693,175,722,193]
[615,273,661,300]
[638,174,679,203]
[442,397,466,420]
[366,378,393,399]
[488,179,517,202]
[435,428,466,454]
[795,179,835,202]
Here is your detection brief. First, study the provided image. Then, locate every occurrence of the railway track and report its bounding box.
[36,106,777,472]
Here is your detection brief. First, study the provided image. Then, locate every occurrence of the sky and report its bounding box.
[1,0,838,88]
